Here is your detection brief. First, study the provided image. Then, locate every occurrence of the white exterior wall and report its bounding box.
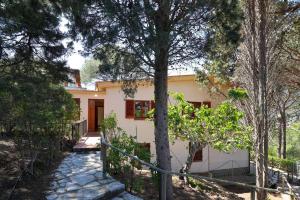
[68,90,106,122]
[101,79,249,173]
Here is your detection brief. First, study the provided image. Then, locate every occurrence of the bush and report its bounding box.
[101,113,124,142]
[269,156,296,173]
[107,132,151,192]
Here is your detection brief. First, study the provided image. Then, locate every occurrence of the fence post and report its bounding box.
[231,160,234,177]
[250,189,255,200]
[81,122,84,136]
[71,124,74,141]
[160,173,167,200]
[101,137,107,179]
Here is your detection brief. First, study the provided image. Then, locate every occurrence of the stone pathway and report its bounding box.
[46,152,142,200]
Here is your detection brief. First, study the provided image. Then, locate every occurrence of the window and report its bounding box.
[188,102,201,117]
[189,101,211,108]
[73,98,80,107]
[203,101,211,108]
[125,100,154,120]
[135,101,149,119]
[188,142,203,162]
[193,148,203,162]
[189,101,202,108]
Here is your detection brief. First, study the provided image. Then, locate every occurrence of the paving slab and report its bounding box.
[46,152,142,200]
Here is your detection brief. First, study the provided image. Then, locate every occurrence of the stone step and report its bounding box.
[73,136,100,152]
[47,181,125,200]
[73,146,100,152]
[111,191,143,200]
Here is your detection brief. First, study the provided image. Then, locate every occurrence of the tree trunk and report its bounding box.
[154,68,173,200]
[247,0,269,198]
[282,109,287,159]
[153,1,173,199]
[247,0,267,197]
[278,116,282,158]
[184,142,201,173]
[258,0,268,198]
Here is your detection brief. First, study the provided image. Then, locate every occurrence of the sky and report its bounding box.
[66,42,85,70]
[60,17,85,70]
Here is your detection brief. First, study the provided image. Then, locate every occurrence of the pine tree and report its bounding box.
[0,0,73,131]
[64,1,242,198]
[0,0,69,79]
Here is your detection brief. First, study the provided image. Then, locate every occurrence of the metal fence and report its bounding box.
[71,119,87,141]
[100,136,297,200]
[297,161,300,178]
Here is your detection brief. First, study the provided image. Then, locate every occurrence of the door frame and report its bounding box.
[88,99,104,132]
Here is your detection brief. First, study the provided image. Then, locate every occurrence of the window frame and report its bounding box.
[125,100,154,120]
[134,100,150,119]
[193,148,203,162]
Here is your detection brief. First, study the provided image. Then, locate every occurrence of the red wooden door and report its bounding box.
[88,100,96,132]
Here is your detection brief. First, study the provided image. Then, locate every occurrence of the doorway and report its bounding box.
[88,99,104,132]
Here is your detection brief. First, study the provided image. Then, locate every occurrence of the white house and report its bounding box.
[66,73,249,176]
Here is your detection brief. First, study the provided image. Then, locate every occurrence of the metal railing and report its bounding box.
[71,119,87,141]
[100,136,296,200]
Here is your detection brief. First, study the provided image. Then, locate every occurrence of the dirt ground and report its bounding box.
[114,170,256,200]
[1,137,284,200]
[223,184,282,200]
[114,170,284,200]
[0,137,67,200]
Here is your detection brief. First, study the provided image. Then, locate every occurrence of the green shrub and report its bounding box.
[269,156,296,173]
[107,132,151,192]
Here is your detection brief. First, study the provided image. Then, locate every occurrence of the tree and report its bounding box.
[0,0,78,167]
[166,93,250,174]
[198,0,297,199]
[273,6,300,159]
[273,86,300,159]
[0,0,75,129]
[0,0,69,79]
[64,1,242,198]
[234,0,300,198]
[81,59,101,83]
[286,121,300,160]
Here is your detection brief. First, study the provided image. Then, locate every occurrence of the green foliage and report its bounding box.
[107,132,151,192]
[228,88,249,100]
[80,59,101,83]
[167,92,251,152]
[64,3,243,195]
[286,122,300,160]
[269,156,296,173]
[108,132,151,171]
[269,121,300,160]
[101,112,124,142]
[64,0,243,94]
[0,1,68,72]
[149,162,160,188]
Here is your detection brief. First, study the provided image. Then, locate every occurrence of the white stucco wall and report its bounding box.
[99,79,249,173]
[67,90,105,122]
